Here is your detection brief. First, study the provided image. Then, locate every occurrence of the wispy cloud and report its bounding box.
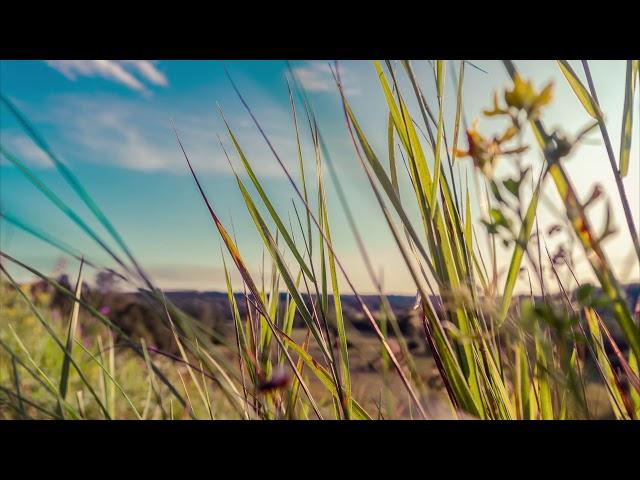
[291,62,360,96]
[45,60,168,93]
[34,94,298,177]
[121,60,169,87]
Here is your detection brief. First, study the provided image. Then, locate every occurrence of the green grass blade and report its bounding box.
[0,338,63,406]
[1,251,189,412]
[287,81,314,258]
[514,342,531,419]
[388,112,399,193]
[322,201,352,418]
[164,303,213,419]
[373,61,410,150]
[74,338,143,420]
[279,332,371,420]
[343,102,437,277]
[0,94,150,286]
[234,172,332,361]
[175,129,324,419]
[429,60,445,213]
[0,146,134,279]
[1,213,101,273]
[1,264,111,419]
[57,259,84,410]
[498,175,542,325]
[535,336,554,420]
[557,60,601,119]
[585,308,628,419]
[619,60,637,177]
[220,112,315,281]
[629,352,640,417]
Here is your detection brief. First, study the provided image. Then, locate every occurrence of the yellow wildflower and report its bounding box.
[455,121,528,177]
[504,74,554,119]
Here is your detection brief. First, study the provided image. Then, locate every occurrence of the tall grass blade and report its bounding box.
[556,60,601,119]
[57,259,84,415]
[174,125,324,419]
[498,176,542,325]
[228,68,429,418]
[429,60,445,213]
[585,308,629,419]
[219,113,315,281]
[0,94,151,287]
[618,60,638,177]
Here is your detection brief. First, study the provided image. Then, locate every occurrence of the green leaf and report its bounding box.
[503,178,520,199]
[489,208,511,229]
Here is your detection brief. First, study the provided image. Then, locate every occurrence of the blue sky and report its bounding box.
[1,60,638,293]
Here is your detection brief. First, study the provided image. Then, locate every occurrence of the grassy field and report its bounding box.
[1,60,639,420]
[0,281,619,419]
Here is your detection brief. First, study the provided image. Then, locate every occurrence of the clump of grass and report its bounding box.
[1,60,639,419]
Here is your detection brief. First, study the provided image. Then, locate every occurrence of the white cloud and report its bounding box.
[38,94,297,177]
[122,60,169,87]
[292,63,333,92]
[52,97,217,172]
[45,60,168,93]
[291,61,360,96]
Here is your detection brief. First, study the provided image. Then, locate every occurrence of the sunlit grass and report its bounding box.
[1,60,639,420]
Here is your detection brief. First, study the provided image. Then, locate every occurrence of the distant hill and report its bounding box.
[29,275,640,355]
[162,283,640,321]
